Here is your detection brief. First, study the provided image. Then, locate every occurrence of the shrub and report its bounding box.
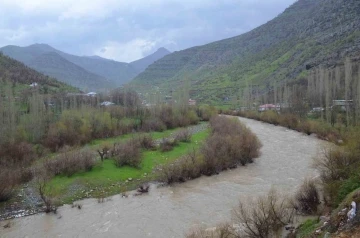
[336,175,360,205]
[160,150,203,184]
[297,120,314,135]
[210,116,243,135]
[201,116,262,175]
[232,189,295,238]
[0,141,36,167]
[313,145,360,206]
[279,113,299,129]
[201,135,238,174]
[186,223,237,238]
[159,138,179,152]
[158,105,176,129]
[44,148,97,177]
[161,116,261,184]
[313,146,356,183]
[112,141,142,168]
[0,169,17,202]
[174,129,192,143]
[259,110,280,125]
[135,135,156,150]
[197,105,217,121]
[142,118,167,132]
[294,179,320,215]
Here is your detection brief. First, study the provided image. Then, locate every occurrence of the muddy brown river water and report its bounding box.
[0,117,324,238]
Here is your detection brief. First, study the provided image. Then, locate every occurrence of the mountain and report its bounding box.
[0,44,171,90]
[28,52,113,91]
[131,0,360,104]
[0,51,78,94]
[130,47,171,72]
[0,44,113,91]
[55,51,138,86]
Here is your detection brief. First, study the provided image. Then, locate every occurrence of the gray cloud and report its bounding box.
[0,0,296,62]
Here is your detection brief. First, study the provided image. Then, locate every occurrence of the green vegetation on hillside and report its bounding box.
[131,0,360,105]
[0,52,78,94]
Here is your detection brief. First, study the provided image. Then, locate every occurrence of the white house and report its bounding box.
[100,101,115,107]
[87,92,97,97]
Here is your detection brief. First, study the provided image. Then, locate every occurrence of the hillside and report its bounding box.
[28,52,113,91]
[0,52,78,94]
[55,52,138,87]
[130,47,171,72]
[131,0,360,104]
[0,44,171,89]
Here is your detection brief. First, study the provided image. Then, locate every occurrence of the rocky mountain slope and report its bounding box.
[131,0,360,104]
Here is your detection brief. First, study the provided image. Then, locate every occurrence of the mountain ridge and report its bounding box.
[130,0,360,104]
[28,51,113,91]
[0,44,171,90]
[130,47,171,72]
[0,51,78,94]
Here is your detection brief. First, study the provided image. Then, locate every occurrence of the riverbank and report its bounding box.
[0,117,322,238]
[0,123,209,221]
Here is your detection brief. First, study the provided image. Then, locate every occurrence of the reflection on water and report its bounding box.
[0,117,323,238]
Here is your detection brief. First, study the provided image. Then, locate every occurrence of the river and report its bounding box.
[0,117,324,238]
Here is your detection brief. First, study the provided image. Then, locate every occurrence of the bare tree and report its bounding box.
[34,171,57,213]
[232,189,295,238]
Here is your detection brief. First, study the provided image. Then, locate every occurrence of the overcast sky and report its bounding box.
[0,0,296,62]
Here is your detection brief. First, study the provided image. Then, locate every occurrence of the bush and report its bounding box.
[186,223,237,238]
[336,175,360,205]
[201,116,262,175]
[160,150,203,184]
[294,179,320,214]
[44,148,97,177]
[297,120,314,135]
[135,135,156,150]
[279,113,299,129]
[232,189,295,238]
[0,141,36,167]
[161,116,262,183]
[259,111,280,125]
[313,144,360,206]
[112,141,142,168]
[0,169,17,202]
[313,146,357,183]
[197,105,217,121]
[159,138,179,152]
[142,118,167,132]
[174,129,192,143]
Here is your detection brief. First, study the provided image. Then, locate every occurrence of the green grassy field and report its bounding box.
[48,128,209,203]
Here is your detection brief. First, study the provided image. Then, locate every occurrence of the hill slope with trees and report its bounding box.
[0,52,78,94]
[131,0,360,104]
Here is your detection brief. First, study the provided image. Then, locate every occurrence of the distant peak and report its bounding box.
[155,47,171,53]
[28,43,56,50]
